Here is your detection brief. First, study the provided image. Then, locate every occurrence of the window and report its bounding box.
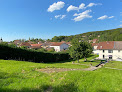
[103,55,105,59]
[118,50,120,52]
[109,55,112,59]
[103,50,104,53]
[108,50,113,53]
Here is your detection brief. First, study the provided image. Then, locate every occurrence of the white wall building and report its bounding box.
[92,41,122,61]
[50,43,69,52]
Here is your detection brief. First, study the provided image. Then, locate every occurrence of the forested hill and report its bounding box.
[51,28,122,42]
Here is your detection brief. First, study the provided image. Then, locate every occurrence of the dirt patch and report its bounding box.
[36,68,79,73]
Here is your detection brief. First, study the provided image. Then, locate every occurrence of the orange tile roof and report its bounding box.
[31,44,42,47]
[50,42,64,46]
[19,42,31,47]
[97,41,114,50]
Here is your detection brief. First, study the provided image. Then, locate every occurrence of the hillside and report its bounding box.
[51,28,122,42]
[0,59,122,92]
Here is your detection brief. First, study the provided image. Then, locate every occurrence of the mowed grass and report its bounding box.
[0,59,122,92]
[104,61,122,69]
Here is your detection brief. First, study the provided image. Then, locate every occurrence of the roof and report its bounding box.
[31,44,42,47]
[30,46,42,49]
[114,41,122,50]
[97,41,114,50]
[19,42,31,47]
[91,43,99,47]
[92,39,98,43]
[50,42,64,46]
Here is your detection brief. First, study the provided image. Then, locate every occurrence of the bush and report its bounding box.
[0,44,70,63]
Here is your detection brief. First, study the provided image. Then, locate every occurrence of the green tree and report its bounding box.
[69,38,93,63]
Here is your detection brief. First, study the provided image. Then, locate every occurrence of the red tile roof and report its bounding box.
[31,44,42,47]
[97,41,114,50]
[50,42,64,46]
[91,43,99,47]
[19,42,31,47]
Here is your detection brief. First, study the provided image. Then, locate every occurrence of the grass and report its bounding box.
[104,61,122,69]
[0,56,122,92]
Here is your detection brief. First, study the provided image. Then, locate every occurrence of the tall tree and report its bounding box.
[69,38,93,63]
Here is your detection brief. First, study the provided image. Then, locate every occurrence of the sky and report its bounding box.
[0,0,122,41]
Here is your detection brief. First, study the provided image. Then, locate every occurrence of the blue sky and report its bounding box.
[0,0,122,41]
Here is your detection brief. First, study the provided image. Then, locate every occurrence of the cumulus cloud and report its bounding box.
[79,3,86,9]
[55,15,66,19]
[60,15,66,19]
[47,1,65,12]
[120,24,122,27]
[108,16,114,19]
[67,3,85,12]
[87,3,102,7]
[97,15,114,20]
[87,3,97,7]
[73,10,92,22]
[55,15,61,19]
[67,5,79,12]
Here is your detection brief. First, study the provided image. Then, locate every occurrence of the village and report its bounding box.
[0,37,122,61]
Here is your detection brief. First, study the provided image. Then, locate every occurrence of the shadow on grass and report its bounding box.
[0,81,109,92]
[0,85,50,92]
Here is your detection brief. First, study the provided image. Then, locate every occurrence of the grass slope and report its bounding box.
[0,59,122,92]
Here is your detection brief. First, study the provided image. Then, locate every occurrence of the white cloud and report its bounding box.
[120,21,122,22]
[87,3,102,7]
[67,5,79,12]
[55,15,61,19]
[79,3,86,9]
[98,15,114,20]
[55,15,66,19]
[109,16,114,19]
[87,3,97,7]
[67,3,85,12]
[73,10,92,22]
[120,24,122,27]
[47,1,65,12]
[60,15,66,19]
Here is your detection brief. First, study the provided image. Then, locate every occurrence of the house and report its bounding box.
[41,42,53,49]
[0,37,3,43]
[50,42,69,52]
[30,44,42,49]
[14,40,22,46]
[92,41,122,61]
[92,43,99,55]
[19,42,31,48]
[92,39,98,43]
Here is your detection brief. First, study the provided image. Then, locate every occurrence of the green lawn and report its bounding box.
[104,61,122,69]
[0,58,122,92]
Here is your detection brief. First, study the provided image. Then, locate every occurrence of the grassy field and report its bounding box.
[0,57,122,92]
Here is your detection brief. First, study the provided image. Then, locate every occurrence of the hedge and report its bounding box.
[0,45,70,63]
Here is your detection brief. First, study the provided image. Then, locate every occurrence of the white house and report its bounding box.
[50,42,69,52]
[92,41,122,61]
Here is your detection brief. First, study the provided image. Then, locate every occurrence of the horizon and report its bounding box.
[0,0,122,41]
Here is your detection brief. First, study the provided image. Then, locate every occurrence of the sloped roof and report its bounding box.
[97,41,114,50]
[114,41,122,50]
[50,42,64,46]
[19,42,31,47]
[31,44,42,47]
[91,43,99,47]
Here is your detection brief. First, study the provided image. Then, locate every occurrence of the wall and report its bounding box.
[99,50,122,60]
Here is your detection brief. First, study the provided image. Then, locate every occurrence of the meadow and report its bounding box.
[0,56,122,92]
